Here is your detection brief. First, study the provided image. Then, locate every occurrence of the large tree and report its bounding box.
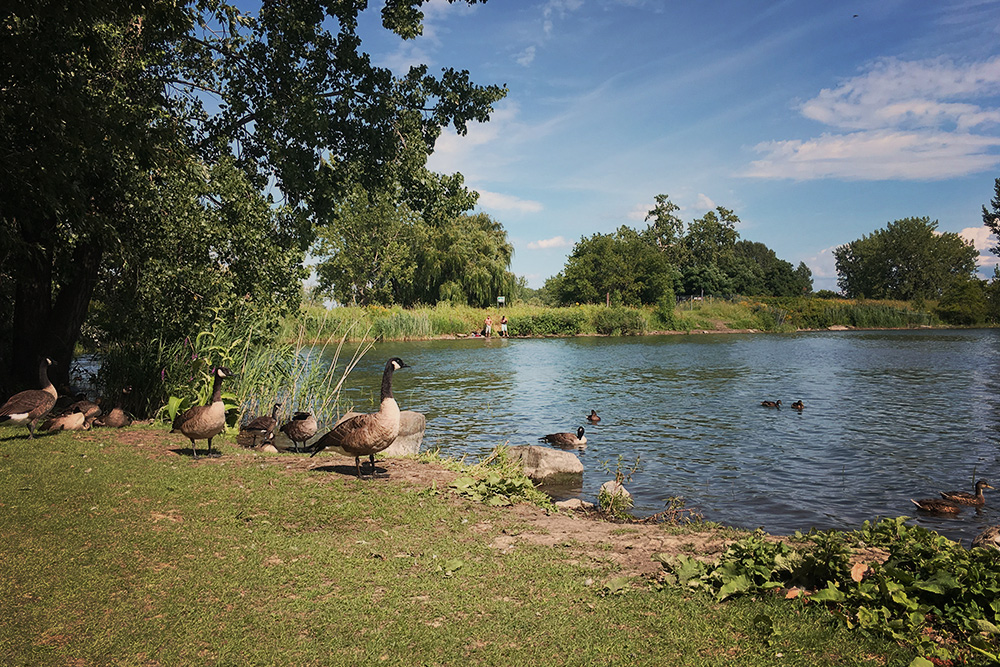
[834,217,977,300]
[1,0,505,390]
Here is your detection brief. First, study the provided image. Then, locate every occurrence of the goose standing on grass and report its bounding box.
[280,411,318,453]
[586,410,601,423]
[761,400,781,408]
[539,426,587,448]
[241,402,282,448]
[939,480,994,507]
[310,358,410,479]
[0,358,57,439]
[96,386,132,428]
[171,366,234,459]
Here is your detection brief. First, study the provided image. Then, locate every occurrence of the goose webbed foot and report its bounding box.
[368,455,389,479]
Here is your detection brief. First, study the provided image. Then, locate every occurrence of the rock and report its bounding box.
[332,410,425,457]
[828,324,850,331]
[505,445,584,481]
[556,498,595,511]
[259,443,279,454]
[598,480,632,510]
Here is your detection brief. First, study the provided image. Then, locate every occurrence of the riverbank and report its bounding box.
[1,426,915,666]
[278,298,944,344]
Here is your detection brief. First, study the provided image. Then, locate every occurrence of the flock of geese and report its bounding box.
[4,356,1000,548]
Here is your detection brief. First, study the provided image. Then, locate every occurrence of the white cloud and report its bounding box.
[475,189,544,213]
[745,130,1000,180]
[695,193,716,211]
[746,56,1000,181]
[627,202,651,221]
[959,226,999,269]
[542,0,583,35]
[516,46,536,67]
[526,236,572,250]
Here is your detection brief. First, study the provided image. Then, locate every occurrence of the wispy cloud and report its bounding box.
[695,193,717,211]
[542,0,584,35]
[745,56,1000,180]
[475,189,544,213]
[515,46,536,67]
[959,226,999,270]
[526,236,572,250]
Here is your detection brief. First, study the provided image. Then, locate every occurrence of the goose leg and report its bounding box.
[190,439,200,460]
[369,454,378,479]
[293,440,300,454]
[207,437,220,458]
[354,456,363,479]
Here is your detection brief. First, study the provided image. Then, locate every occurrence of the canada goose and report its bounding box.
[972,525,1000,551]
[539,426,587,448]
[67,395,102,420]
[0,358,58,439]
[41,407,89,432]
[790,400,804,411]
[586,410,601,423]
[761,400,781,408]
[96,386,132,428]
[170,366,234,459]
[939,480,994,507]
[310,358,410,478]
[910,497,962,514]
[280,411,318,453]
[240,402,282,448]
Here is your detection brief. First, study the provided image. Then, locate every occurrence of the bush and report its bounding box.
[593,306,647,336]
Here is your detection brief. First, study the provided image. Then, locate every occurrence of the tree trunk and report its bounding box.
[45,239,104,389]
[10,245,53,390]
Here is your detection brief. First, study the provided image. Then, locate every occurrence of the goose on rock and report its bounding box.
[939,480,993,507]
[539,426,587,448]
[280,411,318,453]
[310,358,409,478]
[171,366,234,459]
[241,402,282,448]
[0,358,58,439]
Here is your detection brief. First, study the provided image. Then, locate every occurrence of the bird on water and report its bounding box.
[539,426,587,448]
[310,358,410,479]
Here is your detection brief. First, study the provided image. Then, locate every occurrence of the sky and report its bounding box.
[354,0,1000,292]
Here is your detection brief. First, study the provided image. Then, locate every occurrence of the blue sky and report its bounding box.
[356,0,1000,291]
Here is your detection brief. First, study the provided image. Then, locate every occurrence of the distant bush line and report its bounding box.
[280,296,968,343]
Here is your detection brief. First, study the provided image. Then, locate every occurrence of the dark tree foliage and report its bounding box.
[833,217,977,301]
[0,0,505,391]
[983,177,1000,256]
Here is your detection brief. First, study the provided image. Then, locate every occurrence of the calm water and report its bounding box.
[321,329,1000,545]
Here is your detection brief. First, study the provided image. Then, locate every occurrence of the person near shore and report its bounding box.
[484,315,493,338]
[500,314,508,337]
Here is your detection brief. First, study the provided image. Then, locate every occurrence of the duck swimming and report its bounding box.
[586,410,601,423]
[939,480,993,507]
[760,400,781,408]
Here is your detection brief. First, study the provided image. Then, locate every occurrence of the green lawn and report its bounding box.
[0,427,912,666]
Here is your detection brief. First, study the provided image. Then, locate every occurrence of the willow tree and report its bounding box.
[1,0,505,390]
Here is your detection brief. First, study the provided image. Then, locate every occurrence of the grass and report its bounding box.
[0,427,914,666]
[281,297,946,344]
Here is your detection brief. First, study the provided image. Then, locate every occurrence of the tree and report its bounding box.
[553,227,677,306]
[313,185,419,306]
[983,177,1000,256]
[834,217,977,300]
[643,194,687,264]
[1,0,505,390]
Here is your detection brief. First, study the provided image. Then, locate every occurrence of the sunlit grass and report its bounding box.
[0,428,913,666]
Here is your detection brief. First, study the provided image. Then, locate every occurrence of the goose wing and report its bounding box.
[1,389,57,420]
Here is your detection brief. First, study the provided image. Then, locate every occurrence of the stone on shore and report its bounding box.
[505,444,584,481]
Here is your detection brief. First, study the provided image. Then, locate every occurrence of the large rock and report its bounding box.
[505,445,584,481]
[332,410,426,457]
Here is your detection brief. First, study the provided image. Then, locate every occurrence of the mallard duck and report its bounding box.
[939,480,993,506]
[0,358,58,439]
[310,358,409,479]
[171,366,234,459]
[790,400,804,410]
[279,411,318,453]
[761,400,781,408]
[911,497,963,514]
[539,426,587,448]
[586,410,601,423]
[971,525,1000,551]
[240,402,282,448]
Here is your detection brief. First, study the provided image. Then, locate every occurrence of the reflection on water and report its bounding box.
[322,329,1000,545]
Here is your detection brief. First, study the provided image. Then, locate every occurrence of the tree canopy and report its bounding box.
[1,0,505,390]
[833,217,977,300]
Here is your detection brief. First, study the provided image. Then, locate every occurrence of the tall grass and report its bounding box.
[277,296,947,344]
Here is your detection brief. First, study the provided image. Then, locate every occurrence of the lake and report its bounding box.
[326,328,1000,546]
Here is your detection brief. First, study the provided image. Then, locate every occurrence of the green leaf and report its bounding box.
[717,574,752,601]
[908,658,934,667]
[809,584,846,602]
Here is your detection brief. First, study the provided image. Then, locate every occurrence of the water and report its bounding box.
[325,329,1000,545]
